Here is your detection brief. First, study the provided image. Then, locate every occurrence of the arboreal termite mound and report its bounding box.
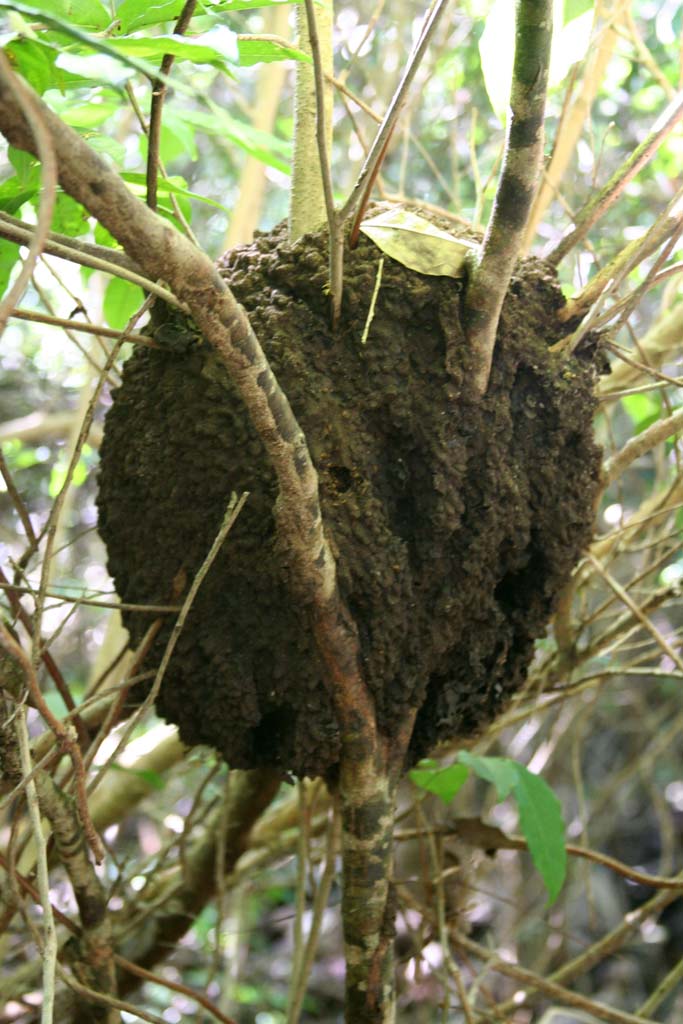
[97,217,602,778]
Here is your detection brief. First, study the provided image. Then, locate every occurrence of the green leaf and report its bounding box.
[409,759,469,803]
[106,28,238,68]
[180,106,291,171]
[8,146,39,183]
[0,1,205,92]
[110,763,166,790]
[0,240,21,297]
[49,448,89,498]
[103,277,145,329]
[458,753,567,903]
[5,36,94,92]
[456,752,517,800]
[622,393,661,434]
[59,100,121,128]
[206,0,303,9]
[237,36,311,66]
[21,0,110,30]
[512,766,566,904]
[0,160,41,213]
[94,222,122,249]
[85,134,127,164]
[140,116,199,165]
[480,0,592,120]
[115,0,185,33]
[551,8,592,88]
[0,185,38,215]
[360,209,477,278]
[120,172,229,212]
[49,193,90,236]
[5,38,55,94]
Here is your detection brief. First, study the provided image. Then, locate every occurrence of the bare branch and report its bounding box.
[603,404,683,487]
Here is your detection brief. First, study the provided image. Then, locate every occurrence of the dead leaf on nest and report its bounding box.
[359,208,478,279]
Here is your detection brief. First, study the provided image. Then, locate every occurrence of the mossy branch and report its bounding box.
[464,0,553,395]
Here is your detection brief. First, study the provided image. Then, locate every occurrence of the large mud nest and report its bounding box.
[98,217,602,778]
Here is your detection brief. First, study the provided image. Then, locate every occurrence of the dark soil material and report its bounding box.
[97,217,602,778]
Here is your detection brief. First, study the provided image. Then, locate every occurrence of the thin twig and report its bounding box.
[637,954,683,1017]
[0,580,180,612]
[0,622,105,862]
[0,447,37,545]
[406,819,683,891]
[146,0,198,211]
[549,90,683,265]
[552,202,683,356]
[10,307,158,346]
[603,404,683,487]
[340,0,452,225]
[87,494,248,788]
[288,803,339,1024]
[15,705,58,1024]
[0,209,180,305]
[558,193,683,325]
[586,551,683,673]
[0,565,84,734]
[453,931,660,1024]
[28,305,151,795]
[0,208,141,272]
[488,872,683,1021]
[287,780,311,1024]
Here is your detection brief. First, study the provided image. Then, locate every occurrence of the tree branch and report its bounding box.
[548,89,683,266]
[146,0,198,211]
[463,0,553,395]
[0,62,418,1021]
[0,60,367,728]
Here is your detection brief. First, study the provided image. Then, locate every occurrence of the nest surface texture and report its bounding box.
[97,219,602,778]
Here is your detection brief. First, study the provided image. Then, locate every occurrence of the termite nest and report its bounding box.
[97,215,602,779]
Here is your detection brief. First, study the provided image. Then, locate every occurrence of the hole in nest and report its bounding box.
[328,465,353,493]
